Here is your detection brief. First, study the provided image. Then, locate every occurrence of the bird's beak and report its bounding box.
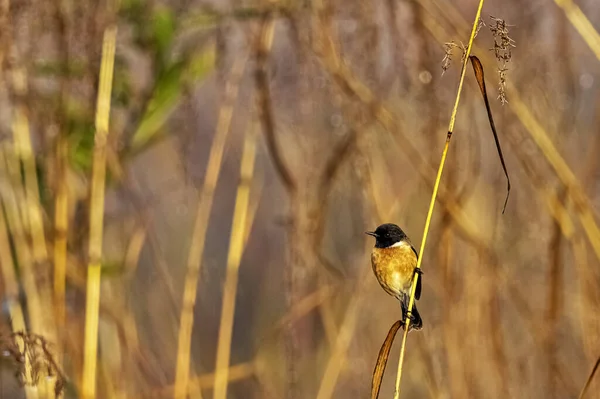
[365,231,377,237]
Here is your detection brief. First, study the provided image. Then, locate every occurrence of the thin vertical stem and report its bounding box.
[213,122,258,399]
[393,1,485,397]
[173,54,246,399]
[82,23,117,399]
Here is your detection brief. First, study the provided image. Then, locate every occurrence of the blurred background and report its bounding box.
[0,0,600,398]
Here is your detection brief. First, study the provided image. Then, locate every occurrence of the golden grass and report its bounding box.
[53,135,69,363]
[10,68,49,265]
[554,0,600,61]
[0,148,45,386]
[173,54,246,399]
[82,23,118,399]
[213,121,258,399]
[0,188,37,399]
[393,2,484,397]
[2,1,600,397]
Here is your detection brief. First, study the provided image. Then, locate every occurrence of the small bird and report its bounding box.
[366,223,423,330]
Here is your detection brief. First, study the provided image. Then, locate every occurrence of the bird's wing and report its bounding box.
[410,245,422,301]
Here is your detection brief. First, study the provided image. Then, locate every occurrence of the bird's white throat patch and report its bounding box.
[390,240,409,248]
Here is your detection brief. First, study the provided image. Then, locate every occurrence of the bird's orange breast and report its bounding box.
[371,244,417,299]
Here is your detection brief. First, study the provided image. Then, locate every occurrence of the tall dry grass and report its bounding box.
[1,0,600,398]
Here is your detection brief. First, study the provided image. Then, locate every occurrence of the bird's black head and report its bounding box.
[365,223,407,248]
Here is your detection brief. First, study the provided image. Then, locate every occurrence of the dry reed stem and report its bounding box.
[160,362,256,395]
[10,67,49,265]
[0,196,36,399]
[82,23,117,399]
[579,355,600,399]
[0,156,40,399]
[315,265,370,399]
[53,135,69,361]
[8,72,55,397]
[213,122,258,399]
[173,54,247,399]
[553,0,600,61]
[255,8,296,194]
[393,2,484,397]
[9,66,55,358]
[123,225,147,276]
[51,0,70,359]
[0,148,45,332]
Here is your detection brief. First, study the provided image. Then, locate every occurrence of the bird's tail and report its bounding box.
[410,304,423,331]
[400,299,423,331]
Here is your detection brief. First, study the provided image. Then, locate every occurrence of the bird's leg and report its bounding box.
[400,300,408,319]
[413,268,424,277]
[405,311,418,324]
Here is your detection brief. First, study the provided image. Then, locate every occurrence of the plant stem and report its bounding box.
[213,122,258,399]
[392,1,485,397]
[82,23,117,399]
[172,53,244,399]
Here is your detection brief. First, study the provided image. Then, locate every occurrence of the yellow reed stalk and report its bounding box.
[0,147,45,334]
[10,68,48,264]
[315,266,370,399]
[82,24,117,399]
[173,55,246,399]
[554,0,600,62]
[9,70,57,377]
[0,200,26,332]
[54,135,69,357]
[393,1,484,397]
[0,197,38,399]
[213,123,258,399]
[161,362,256,395]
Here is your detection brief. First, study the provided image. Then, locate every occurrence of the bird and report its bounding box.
[366,223,423,331]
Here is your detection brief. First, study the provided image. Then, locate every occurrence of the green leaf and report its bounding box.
[101,261,126,276]
[67,115,95,173]
[151,6,176,63]
[186,44,217,82]
[130,62,185,151]
[130,45,216,151]
[112,56,132,107]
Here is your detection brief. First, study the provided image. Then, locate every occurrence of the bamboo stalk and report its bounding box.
[213,122,258,399]
[82,23,117,399]
[173,55,247,399]
[393,1,484,397]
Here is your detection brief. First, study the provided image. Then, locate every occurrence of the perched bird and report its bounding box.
[366,223,423,330]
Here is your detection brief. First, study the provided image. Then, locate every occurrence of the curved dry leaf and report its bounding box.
[371,320,402,399]
[579,355,600,399]
[469,55,511,213]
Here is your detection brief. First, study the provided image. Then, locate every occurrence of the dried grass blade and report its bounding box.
[371,320,402,399]
[578,355,600,399]
[469,55,511,213]
[213,122,258,399]
[82,22,117,399]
